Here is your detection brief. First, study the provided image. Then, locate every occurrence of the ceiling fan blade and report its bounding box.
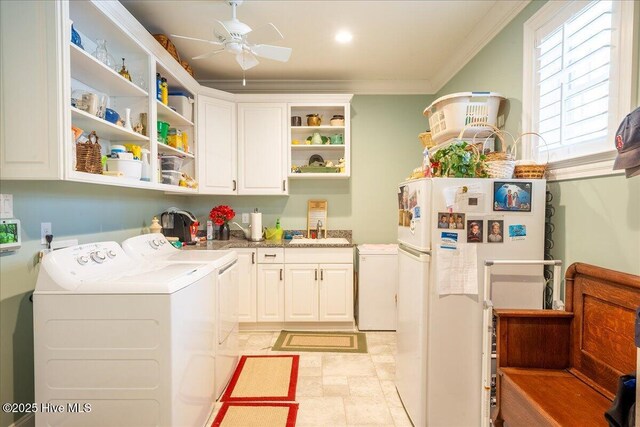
[192,49,226,60]
[247,23,283,45]
[235,51,259,70]
[251,44,292,62]
[170,34,221,45]
[214,19,234,41]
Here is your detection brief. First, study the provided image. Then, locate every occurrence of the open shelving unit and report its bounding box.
[65,0,198,193]
[288,104,350,179]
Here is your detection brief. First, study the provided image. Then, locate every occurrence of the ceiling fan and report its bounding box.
[171,0,292,71]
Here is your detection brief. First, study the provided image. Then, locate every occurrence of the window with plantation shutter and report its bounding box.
[522,0,636,180]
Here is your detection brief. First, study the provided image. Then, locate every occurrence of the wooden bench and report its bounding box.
[493,262,640,426]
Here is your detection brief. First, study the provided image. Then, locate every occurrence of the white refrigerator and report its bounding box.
[395,177,546,427]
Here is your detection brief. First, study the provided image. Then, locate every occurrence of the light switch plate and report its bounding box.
[0,194,13,219]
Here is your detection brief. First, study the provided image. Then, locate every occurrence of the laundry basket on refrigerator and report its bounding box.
[423,92,505,144]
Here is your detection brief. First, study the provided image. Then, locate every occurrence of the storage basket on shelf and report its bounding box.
[513,132,549,179]
[75,131,103,174]
[153,34,181,63]
[423,92,505,144]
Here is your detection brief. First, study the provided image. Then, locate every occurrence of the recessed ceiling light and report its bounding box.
[335,31,353,44]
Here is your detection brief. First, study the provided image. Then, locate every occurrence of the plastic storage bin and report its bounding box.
[423,92,504,144]
[161,170,182,185]
[168,91,194,122]
[160,155,183,171]
[105,159,142,180]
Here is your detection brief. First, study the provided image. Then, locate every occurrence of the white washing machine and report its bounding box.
[34,241,220,427]
[122,233,239,399]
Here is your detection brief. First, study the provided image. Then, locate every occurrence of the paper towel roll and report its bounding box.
[250,212,263,241]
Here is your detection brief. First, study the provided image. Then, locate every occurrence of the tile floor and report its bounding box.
[207,331,412,427]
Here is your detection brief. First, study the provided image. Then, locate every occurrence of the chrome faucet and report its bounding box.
[316,220,323,239]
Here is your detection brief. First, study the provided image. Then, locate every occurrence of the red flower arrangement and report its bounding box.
[209,205,235,226]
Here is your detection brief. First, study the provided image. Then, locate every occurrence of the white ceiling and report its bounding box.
[121,0,529,94]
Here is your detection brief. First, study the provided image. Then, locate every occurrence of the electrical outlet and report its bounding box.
[0,194,13,219]
[242,213,250,224]
[41,222,52,245]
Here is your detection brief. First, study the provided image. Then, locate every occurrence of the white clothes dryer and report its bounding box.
[122,233,239,399]
[34,241,219,427]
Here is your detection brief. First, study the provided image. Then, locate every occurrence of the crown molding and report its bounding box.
[429,0,531,93]
[198,79,435,95]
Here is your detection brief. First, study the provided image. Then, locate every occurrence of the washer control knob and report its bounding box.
[106,250,117,258]
[77,256,89,265]
[90,251,106,263]
[149,239,160,249]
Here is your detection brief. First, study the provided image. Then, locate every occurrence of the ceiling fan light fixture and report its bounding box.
[335,30,353,44]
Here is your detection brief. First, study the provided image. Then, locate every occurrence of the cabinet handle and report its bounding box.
[320,269,324,281]
[282,180,286,192]
[315,269,318,280]
[232,180,237,191]
[280,268,283,281]
[264,254,277,258]
[252,252,255,264]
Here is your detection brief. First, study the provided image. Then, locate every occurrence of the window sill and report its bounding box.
[546,151,624,182]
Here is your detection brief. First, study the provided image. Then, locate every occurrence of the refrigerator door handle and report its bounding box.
[398,245,431,261]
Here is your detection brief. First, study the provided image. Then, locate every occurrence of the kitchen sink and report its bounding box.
[288,238,350,245]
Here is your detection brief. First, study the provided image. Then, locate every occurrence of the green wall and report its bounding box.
[436,0,640,276]
[0,181,188,426]
[0,94,431,425]
[189,95,433,244]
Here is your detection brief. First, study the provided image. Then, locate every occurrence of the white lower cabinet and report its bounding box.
[284,264,319,322]
[319,264,354,321]
[239,247,354,325]
[257,264,285,322]
[235,249,257,323]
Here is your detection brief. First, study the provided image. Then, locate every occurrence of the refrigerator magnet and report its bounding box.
[508,224,527,241]
[440,232,458,250]
[466,220,483,243]
[437,212,465,230]
[486,220,504,243]
[493,182,533,212]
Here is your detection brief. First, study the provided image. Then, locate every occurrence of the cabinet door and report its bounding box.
[235,249,257,323]
[319,264,354,322]
[257,264,285,322]
[237,103,288,195]
[284,264,318,322]
[197,95,237,194]
[0,0,63,179]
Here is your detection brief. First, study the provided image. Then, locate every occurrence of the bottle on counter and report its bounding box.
[206,220,213,241]
[160,77,169,105]
[156,73,162,101]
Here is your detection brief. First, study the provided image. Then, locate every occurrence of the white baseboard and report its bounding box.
[9,413,35,427]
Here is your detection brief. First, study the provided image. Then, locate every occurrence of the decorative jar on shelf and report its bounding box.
[93,39,116,70]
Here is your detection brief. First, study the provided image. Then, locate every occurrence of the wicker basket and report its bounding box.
[418,132,434,149]
[486,160,516,179]
[513,132,549,179]
[76,131,102,174]
[513,164,547,179]
[153,34,181,63]
[458,123,516,179]
[180,60,194,77]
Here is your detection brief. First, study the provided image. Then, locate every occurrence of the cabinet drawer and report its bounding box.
[285,248,354,264]
[257,248,285,264]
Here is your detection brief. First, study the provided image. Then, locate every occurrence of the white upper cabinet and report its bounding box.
[0,0,63,179]
[198,94,237,194]
[237,103,288,195]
